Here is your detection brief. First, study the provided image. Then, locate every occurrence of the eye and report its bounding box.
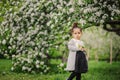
[78,32,80,34]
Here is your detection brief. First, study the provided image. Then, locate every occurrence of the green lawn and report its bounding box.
[0,59,120,80]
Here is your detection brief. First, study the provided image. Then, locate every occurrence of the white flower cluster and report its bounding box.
[57,63,66,73]
[78,0,120,24]
[11,50,49,73]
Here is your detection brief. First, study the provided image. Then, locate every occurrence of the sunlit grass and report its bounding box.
[0,59,120,80]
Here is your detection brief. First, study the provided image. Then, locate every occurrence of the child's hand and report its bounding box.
[79,46,85,51]
[81,47,86,51]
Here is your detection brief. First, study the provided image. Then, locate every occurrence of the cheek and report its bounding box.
[79,34,81,36]
[73,35,76,37]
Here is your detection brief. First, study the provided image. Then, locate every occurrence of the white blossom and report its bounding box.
[36,60,40,64]
[2,39,6,45]
[12,55,15,58]
[22,66,27,71]
[40,61,44,65]
[69,7,74,13]
[11,67,14,71]
[79,19,86,26]
[27,68,32,72]
[60,63,64,67]
[36,64,40,68]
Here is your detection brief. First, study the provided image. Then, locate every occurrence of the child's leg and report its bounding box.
[67,71,76,80]
[76,73,81,80]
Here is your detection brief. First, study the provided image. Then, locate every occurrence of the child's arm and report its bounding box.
[78,41,86,51]
[68,40,80,52]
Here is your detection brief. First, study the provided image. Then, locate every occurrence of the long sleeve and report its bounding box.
[78,41,85,47]
[68,39,80,52]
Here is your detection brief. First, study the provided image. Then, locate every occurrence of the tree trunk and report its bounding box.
[86,48,89,61]
[110,39,112,64]
[95,51,98,62]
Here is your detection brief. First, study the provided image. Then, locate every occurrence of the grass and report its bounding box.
[0,59,120,80]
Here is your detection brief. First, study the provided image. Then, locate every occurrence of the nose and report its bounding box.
[77,33,79,36]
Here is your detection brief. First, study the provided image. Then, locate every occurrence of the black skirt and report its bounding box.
[74,51,88,73]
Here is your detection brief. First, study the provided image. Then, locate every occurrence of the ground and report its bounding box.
[0,59,120,80]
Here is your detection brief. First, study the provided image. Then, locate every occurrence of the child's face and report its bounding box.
[72,28,82,40]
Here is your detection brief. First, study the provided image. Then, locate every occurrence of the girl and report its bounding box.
[66,23,87,80]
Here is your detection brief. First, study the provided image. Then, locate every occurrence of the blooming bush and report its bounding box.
[11,49,49,74]
[57,63,66,73]
[1,0,72,73]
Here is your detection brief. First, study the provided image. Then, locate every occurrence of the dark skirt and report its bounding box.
[74,51,88,73]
